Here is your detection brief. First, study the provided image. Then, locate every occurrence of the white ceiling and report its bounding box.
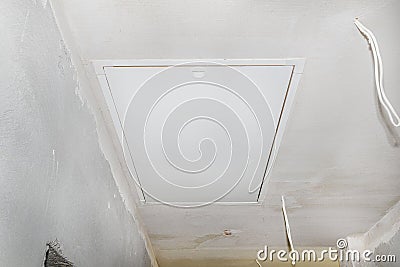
[51,0,400,262]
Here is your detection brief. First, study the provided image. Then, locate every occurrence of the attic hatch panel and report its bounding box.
[95,60,303,205]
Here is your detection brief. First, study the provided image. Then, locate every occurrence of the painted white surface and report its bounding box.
[50,0,400,262]
[344,200,400,266]
[0,1,153,266]
[96,60,302,204]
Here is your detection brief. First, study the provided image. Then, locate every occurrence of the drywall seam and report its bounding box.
[48,1,159,266]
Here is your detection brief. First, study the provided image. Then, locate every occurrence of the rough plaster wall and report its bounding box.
[0,1,151,266]
[373,231,400,267]
[342,201,400,267]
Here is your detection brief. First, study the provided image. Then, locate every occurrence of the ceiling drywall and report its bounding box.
[50,0,400,262]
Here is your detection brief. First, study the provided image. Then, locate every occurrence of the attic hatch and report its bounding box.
[93,59,304,206]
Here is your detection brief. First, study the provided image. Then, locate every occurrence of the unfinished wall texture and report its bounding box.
[372,231,400,267]
[343,201,400,267]
[0,0,151,266]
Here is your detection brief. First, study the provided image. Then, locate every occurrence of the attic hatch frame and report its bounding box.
[92,59,305,206]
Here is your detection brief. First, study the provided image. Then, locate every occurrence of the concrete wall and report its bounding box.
[342,200,400,267]
[373,231,400,267]
[0,0,152,266]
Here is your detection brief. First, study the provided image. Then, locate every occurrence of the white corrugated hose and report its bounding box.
[354,18,400,127]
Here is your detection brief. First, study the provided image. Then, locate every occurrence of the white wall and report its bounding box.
[343,200,400,267]
[0,0,152,266]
